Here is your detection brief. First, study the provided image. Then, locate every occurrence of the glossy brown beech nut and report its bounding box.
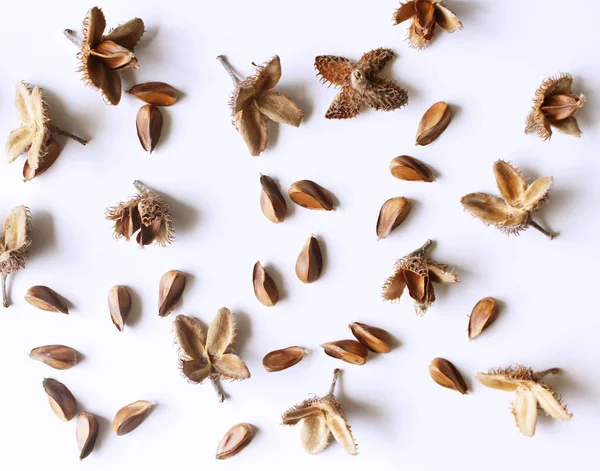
[23,139,62,182]
[349,323,393,353]
[416,102,452,146]
[30,345,78,370]
[468,297,499,340]
[259,175,287,223]
[158,270,185,317]
[252,262,279,307]
[43,378,77,421]
[25,286,68,314]
[136,104,163,153]
[288,180,334,211]
[112,400,154,436]
[389,155,435,182]
[126,82,178,106]
[216,423,255,460]
[295,235,322,283]
[108,285,131,331]
[263,346,310,372]
[321,340,368,365]
[77,412,99,460]
[376,197,411,240]
[429,358,468,394]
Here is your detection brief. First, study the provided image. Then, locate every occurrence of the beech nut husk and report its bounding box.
[158,270,185,317]
[126,82,178,106]
[259,175,287,223]
[416,101,452,146]
[349,322,393,353]
[113,400,154,436]
[468,297,499,339]
[43,378,77,421]
[295,235,323,283]
[136,104,163,153]
[25,286,68,314]
[77,412,99,460]
[253,261,280,307]
[376,197,411,239]
[321,340,368,365]
[30,345,78,370]
[216,423,255,460]
[108,285,131,331]
[288,180,334,211]
[429,357,468,394]
[389,155,435,182]
[263,346,310,372]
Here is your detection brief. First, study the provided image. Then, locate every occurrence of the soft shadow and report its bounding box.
[232,310,252,354]
[264,263,287,302]
[266,120,280,152]
[157,108,173,153]
[125,285,143,328]
[181,272,197,301]
[277,83,313,122]
[29,210,55,259]
[43,89,92,145]
[169,192,201,234]
[138,26,160,49]
[335,372,384,420]
[571,75,595,130]
[445,1,479,23]
[543,369,588,398]
[92,414,112,453]
[314,234,328,279]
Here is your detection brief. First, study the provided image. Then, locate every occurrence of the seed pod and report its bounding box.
[259,175,287,223]
[252,262,279,307]
[108,285,131,331]
[295,235,323,283]
[389,155,435,182]
[468,297,498,340]
[30,345,78,370]
[349,323,393,353]
[126,82,178,106]
[263,346,310,372]
[76,412,99,460]
[429,357,468,394]
[216,423,255,460]
[23,139,62,182]
[376,197,411,239]
[321,340,368,365]
[112,400,154,436]
[416,101,452,146]
[540,94,581,121]
[288,180,334,211]
[43,378,77,421]
[158,270,185,317]
[136,104,163,153]
[25,286,68,314]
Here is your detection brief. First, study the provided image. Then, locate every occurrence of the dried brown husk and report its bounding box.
[23,139,61,181]
[259,175,287,223]
[429,357,468,394]
[295,235,323,283]
[394,1,463,49]
[376,197,411,239]
[158,270,185,317]
[349,323,392,353]
[253,262,279,307]
[389,155,435,182]
[136,104,163,153]
[461,160,555,238]
[322,340,368,365]
[476,365,572,437]
[109,285,131,331]
[282,369,357,455]
[1,205,31,308]
[112,400,154,435]
[217,55,303,156]
[468,297,498,339]
[382,239,458,315]
[25,286,69,314]
[416,101,452,145]
[76,412,99,460]
[263,347,310,372]
[43,378,77,421]
[30,345,78,370]
[216,423,255,460]
[126,82,178,106]
[315,48,408,119]
[288,180,334,211]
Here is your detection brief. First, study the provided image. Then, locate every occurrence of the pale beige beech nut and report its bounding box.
[263,346,310,372]
[416,101,452,146]
[108,285,131,331]
[389,155,435,182]
[468,297,498,339]
[112,400,154,435]
[158,270,185,317]
[321,340,368,365]
[348,322,392,353]
[216,423,255,460]
[295,235,322,283]
[25,286,68,314]
[30,345,78,370]
[126,82,178,106]
[76,412,99,460]
[136,104,163,153]
[376,197,411,239]
[43,378,77,421]
[259,175,287,223]
[288,180,334,211]
[252,261,279,307]
[429,357,468,394]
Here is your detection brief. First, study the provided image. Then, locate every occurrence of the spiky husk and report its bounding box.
[0,206,32,275]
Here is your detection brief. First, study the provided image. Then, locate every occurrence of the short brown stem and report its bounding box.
[533,368,560,380]
[216,55,240,85]
[64,29,82,47]
[528,219,555,240]
[1,274,8,308]
[328,368,341,396]
[210,376,225,402]
[53,127,87,146]
[411,239,433,258]
[133,180,150,194]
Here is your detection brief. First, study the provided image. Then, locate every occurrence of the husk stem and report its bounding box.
[216,56,241,85]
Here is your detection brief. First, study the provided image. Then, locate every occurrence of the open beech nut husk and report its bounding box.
[127,82,178,106]
[158,270,185,317]
[25,286,69,314]
[349,322,393,353]
[253,261,279,307]
[216,423,255,460]
[429,357,468,394]
[321,340,368,365]
[77,412,99,460]
[30,345,78,370]
[416,102,452,146]
[295,235,323,283]
[113,400,154,435]
[288,180,334,211]
[43,378,77,421]
[136,104,163,153]
[468,297,498,339]
[263,346,310,372]
[259,175,287,223]
[390,155,435,182]
[1,205,31,308]
[376,197,411,239]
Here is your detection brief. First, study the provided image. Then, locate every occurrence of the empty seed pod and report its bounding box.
[112,400,154,436]
[321,340,368,365]
[76,412,99,460]
[43,378,77,421]
[349,323,393,353]
[263,346,310,372]
[468,297,499,340]
[25,286,68,314]
[108,285,131,331]
[389,155,435,182]
[295,235,322,283]
[429,357,468,394]
[30,345,78,370]
[252,262,280,307]
[288,180,334,211]
[126,82,178,106]
[416,101,452,146]
[136,104,163,153]
[259,175,287,223]
[376,197,411,239]
[158,270,185,317]
[216,423,255,460]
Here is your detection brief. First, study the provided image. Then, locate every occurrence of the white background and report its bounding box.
[0,1,598,469]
